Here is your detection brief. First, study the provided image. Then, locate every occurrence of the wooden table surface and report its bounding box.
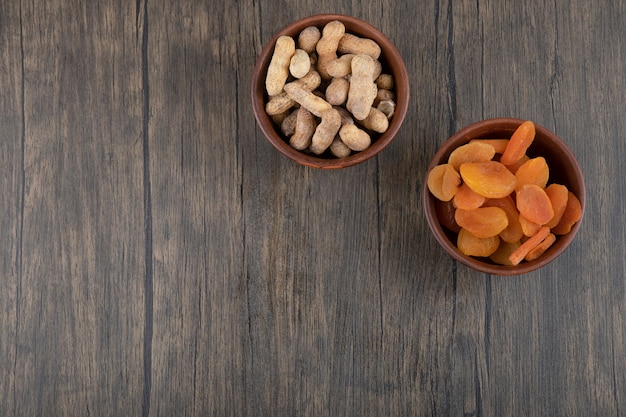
[1,0,625,416]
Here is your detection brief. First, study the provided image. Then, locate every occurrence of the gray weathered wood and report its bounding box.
[1,0,624,416]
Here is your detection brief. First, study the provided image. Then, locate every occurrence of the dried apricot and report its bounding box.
[457,228,500,257]
[435,199,461,233]
[455,207,509,238]
[519,214,542,237]
[427,163,460,202]
[525,233,556,261]
[469,139,510,154]
[516,184,554,225]
[484,196,524,243]
[544,184,569,229]
[501,120,535,166]
[459,161,517,199]
[505,154,529,175]
[429,119,582,266]
[453,183,486,210]
[508,226,551,265]
[552,191,582,235]
[515,156,549,191]
[448,141,496,171]
[489,240,521,266]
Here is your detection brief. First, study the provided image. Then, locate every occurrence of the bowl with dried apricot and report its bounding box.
[251,14,409,169]
[423,118,585,276]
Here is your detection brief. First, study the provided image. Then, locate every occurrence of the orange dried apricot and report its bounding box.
[552,191,582,235]
[515,156,549,191]
[508,226,551,265]
[459,161,517,199]
[470,139,510,154]
[484,196,524,243]
[457,228,500,257]
[454,207,509,238]
[516,184,554,225]
[525,233,556,262]
[453,183,486,210]
[544,184,569,229]
[501,120,535,166]
[489,240,521,266]
[427,163,460,202]
[448,141,496,171]
[519,214,542,237]
[427,119,582,266]
[505,154,530,175]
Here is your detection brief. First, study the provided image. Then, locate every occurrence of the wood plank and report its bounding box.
[0,2,24,415]
[376,3,460,416]
[145,1,252,415]
[436,2,626,416]
[377,0,626,415]
[12,1,146,415]
[244,7,389,417]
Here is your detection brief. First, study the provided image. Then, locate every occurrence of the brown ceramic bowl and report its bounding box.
[423,118,586,276]
[251,14,409,169]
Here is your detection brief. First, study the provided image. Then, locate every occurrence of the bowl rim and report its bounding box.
[423,117,586,276]
[251,13,410,169]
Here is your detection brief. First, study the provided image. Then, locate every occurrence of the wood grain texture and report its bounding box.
[3,1,146,415]
[144,0,251,415]
[0,2,23,415]
[1,0,624,416]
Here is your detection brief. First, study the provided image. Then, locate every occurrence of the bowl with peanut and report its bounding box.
[423,118,585,276]
[251,14,409,169]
